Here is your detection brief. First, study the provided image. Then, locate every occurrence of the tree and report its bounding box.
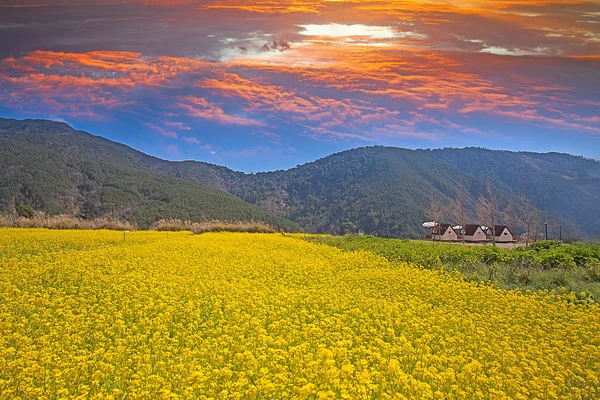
[63,186,80,218]
[449,179,467,242]
[476,182,499,247]
[7,196,17,227]
[8,196,17,218]
[427,191,446,241]
[531,209,541,243]
[503,199,520,241]
[521,190,534,246]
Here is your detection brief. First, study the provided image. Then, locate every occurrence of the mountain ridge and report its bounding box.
[1,117,599,238]
[0,118,298,230]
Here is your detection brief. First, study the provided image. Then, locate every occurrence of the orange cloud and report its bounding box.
[226,41,599,133]
[1,45,598,140]
[199,0,323,14]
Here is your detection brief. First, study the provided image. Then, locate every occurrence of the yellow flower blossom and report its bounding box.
[0,229,598,399]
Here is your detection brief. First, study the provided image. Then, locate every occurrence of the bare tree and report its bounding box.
[8,196,17,218]
[449,179,467,242]
[427,191,445,241]
[64,186,80,218]
[7,196,17,227]
[521,190,534,246]
[531,209,541,242]
[476,182,499,247]
[503,199,520,240]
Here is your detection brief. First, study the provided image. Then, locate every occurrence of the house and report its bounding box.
[494,225,514,242]
[431,223,458,242]
[463,224,487,242]
[453,225,464,241]
[483,226,493,241]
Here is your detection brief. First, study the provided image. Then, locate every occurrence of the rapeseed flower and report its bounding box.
[0,229,598,398]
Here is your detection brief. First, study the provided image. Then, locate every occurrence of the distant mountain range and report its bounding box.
[2,117,599,238]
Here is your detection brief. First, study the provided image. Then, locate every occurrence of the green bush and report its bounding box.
[538,251,576,270]
[17,205,35,219]
[529,240,562,251]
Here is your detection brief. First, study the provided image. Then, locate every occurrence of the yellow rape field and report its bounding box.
[0,229,599,399]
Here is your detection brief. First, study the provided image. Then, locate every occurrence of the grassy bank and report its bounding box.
[0,213,137,231]
[150,219,277,234]
[0,214,278,234]
[305,235,600,301]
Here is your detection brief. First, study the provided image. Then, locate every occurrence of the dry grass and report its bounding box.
[149,219,196,232]
[0,213,137,231]
[150,219,277,234]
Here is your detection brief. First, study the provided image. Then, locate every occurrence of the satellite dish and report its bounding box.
[453,225,462,230]
[422,221,436,228]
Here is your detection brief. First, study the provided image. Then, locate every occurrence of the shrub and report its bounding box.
[529,240,563,251]
[538,251,577,270]
[586,260,600,282]
[18,205,35,219]
[0,213,137,231]
[150,219,195,232]
[150,219,276,234]
[191,220,276,234]
[476,246,505,265]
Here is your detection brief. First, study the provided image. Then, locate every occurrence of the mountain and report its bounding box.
[2,117,599,238]
[0,118,298,230]
[142,149,600,239]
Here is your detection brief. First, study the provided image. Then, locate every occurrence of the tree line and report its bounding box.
[427,180,567,245]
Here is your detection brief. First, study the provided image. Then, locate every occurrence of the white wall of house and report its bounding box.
[436,227,458,241]
[464,226,486,242]
[496,227,514,242]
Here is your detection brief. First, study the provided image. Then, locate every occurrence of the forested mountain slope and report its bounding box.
[0,118,298,230]
[143,148,598,238]
[2,117,598,237]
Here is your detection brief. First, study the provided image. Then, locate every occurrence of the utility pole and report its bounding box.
[559,225,562,241]
[544,220,548,240]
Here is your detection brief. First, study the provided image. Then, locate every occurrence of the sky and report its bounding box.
[0,0,599,172]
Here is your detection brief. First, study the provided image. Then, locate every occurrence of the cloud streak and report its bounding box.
[0,0,599,169]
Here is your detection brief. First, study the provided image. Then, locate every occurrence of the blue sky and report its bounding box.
[1,0,599,172]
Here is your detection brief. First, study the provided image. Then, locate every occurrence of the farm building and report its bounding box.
[431,224,458,242]
[494,225,514,242]
[463,224,487,242]
[453,225,464,241]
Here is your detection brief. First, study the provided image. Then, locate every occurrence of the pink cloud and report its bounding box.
[147,122,178,138]
[183,137,201,144]
[177,96,266,127]
[165,121,192,130]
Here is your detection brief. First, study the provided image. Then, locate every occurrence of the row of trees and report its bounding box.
[428,180,546,246]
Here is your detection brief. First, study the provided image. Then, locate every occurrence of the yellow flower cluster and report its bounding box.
[0,229,599,399]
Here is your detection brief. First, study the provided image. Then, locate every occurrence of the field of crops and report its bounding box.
[1,229,599,399]
[307,235,600,301]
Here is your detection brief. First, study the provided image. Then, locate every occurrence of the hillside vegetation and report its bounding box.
[425,148,600,238]
[145,148,599,238]
[0,118,297,230]
[306,235,600,300]
[2,117,599,238]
